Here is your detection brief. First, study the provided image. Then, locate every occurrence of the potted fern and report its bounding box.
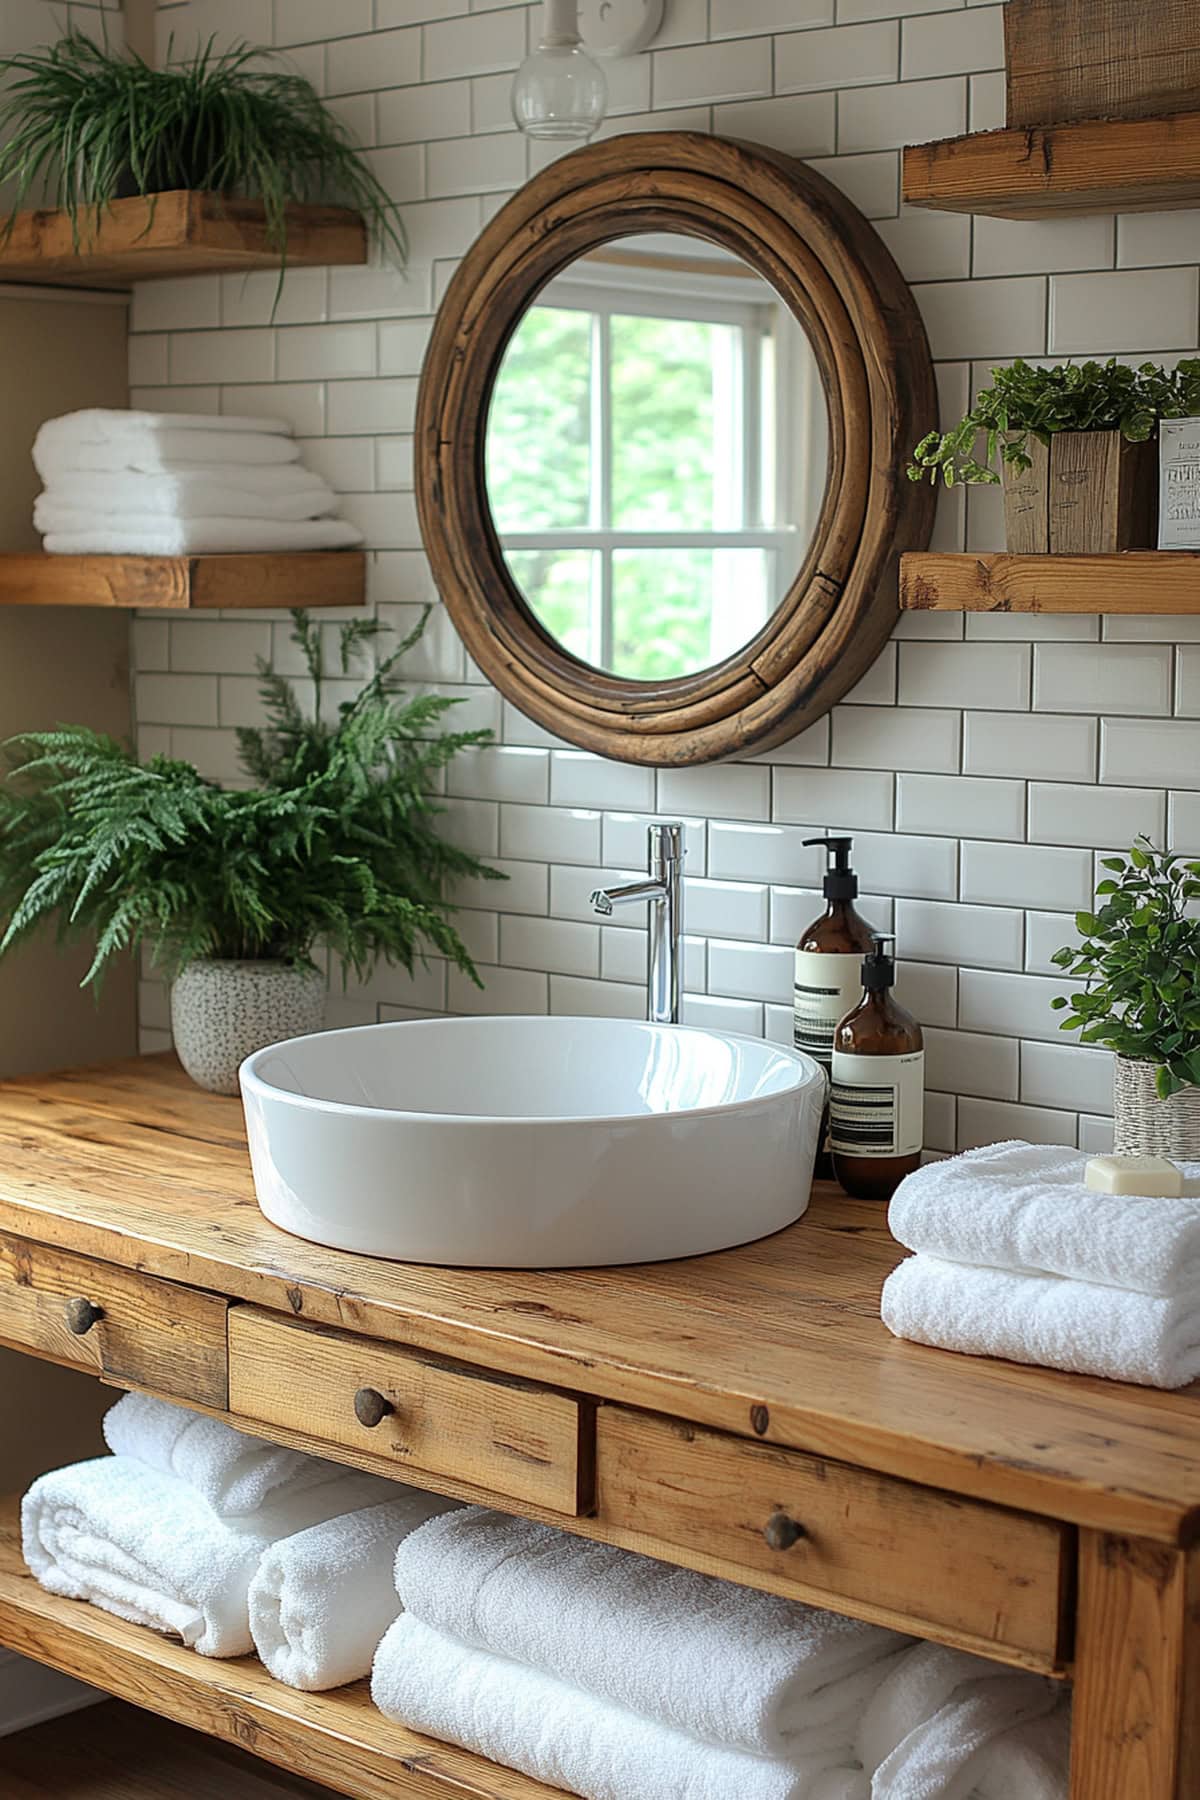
[1051,841,1200,1156]
[909,358,1200,554]
[0,612,501,1094]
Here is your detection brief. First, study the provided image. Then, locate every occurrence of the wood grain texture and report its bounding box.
[0,1229,227,1406]
[596,1406,1071,1668]
[0,193,367,290]
[0,1055,1198,1544]
[903,114,1200,219]
[1070,1532,1200,1799]
[0,1499,566,1800]
[1004,0,1200,129]
[0,553,366,611]
[900,551,1200,613]
[1048,433,1157,553]
[416,130,935,765]
[1000,433,1050,553]
[228,1306,590,1515]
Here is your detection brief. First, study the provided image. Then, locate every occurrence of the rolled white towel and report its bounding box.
[22,1456,394,1657]
[394,1508,908,1759]
[103,1391,352,1518]
[971,1706,1071,1800]
[36,473,337,525]
[43,517,363,555]
[880,1254,1200,1389]
[249,1489,459,1691]
[856,1643,1061,1799]
[372,1614,870,1800]
[888,1141,1200,1296]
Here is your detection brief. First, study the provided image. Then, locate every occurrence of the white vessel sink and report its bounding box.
[240,1016,824,1268]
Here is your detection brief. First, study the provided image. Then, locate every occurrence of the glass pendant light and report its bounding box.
[512,0,608,142]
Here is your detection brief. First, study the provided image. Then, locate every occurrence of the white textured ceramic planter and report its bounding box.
[171,959,326,1096]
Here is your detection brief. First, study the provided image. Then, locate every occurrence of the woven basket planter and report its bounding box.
[1113,1056,1200,1158]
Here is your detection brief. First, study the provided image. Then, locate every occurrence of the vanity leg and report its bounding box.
[1069,1530,1200,1799]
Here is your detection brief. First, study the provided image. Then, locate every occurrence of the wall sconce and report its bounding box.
[512,0,664,143]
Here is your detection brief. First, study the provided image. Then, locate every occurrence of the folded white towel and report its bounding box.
[36,433,303,475]
[36,475,336,526]
[102,1392,351,1518]
[971,1706,1071,1800]
[889,1141,1200,1296]
[43,517,363,555]
[881,1253,1200,1388]
[39,408,290,445]
[372,1615,869,1800]
[249,1490,458,1691]
[395,1507,908,1759]
[23,1456,393,1657]
[857,1643,1061,1800]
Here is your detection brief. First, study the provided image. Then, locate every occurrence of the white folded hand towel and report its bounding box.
[888,1141,1200,1296]
[36,433,302,474]
[39,408,290,444]
[881,1253,1200,1388]
[102,1391,352,1518]
[249,1489,459,1691]
[36,474,336,526]
[22,1455,393,1657]
[857,1643,1060,1800]
[43,517,363,555]
[372,1614,869,1800]
[394,1507,907,1759]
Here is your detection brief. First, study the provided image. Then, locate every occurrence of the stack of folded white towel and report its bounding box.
[31,409,364,555]
[371,1505,1070,1800]
[22,1392,455,1687]
[881,1140,1200,1389]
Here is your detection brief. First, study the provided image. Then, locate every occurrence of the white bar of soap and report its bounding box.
[1085,1154,1183,1197]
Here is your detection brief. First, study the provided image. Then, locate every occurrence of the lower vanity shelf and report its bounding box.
[0,1496,564,1800]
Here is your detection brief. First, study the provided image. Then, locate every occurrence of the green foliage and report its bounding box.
[0,30,404,301]
[1050,840,1200,1099]
[908,358,1200,488]
[0,610,502,991]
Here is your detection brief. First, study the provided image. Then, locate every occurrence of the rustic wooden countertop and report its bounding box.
[0,1052,1196,1546]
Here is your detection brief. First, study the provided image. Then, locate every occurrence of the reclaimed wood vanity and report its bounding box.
[0,1054,1196,1800]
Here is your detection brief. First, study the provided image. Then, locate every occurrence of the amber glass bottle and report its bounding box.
[795,838,877,1177]
[830,934,924,1201]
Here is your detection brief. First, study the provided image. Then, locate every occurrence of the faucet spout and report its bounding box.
[588,822,685,1025]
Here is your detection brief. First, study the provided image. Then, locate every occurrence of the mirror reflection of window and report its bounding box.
[485,233,829,684]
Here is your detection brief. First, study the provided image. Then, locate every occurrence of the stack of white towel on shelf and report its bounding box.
[371,1505,1070,1800]
[22,1391,455,1687]
[31,409,364,555]
[881,1140,1200,1389]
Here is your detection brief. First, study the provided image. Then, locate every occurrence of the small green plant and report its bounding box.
[0,30,404,278]
[909,358,1200,488]
[0,610,501,989]
[1051,840,1200,1099]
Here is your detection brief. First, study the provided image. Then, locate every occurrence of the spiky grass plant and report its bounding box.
[0,610,501,989]
[0,30,405,276]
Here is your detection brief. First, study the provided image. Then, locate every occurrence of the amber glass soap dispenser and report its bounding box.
[830,934,924,1201]
[794,837,877,1070]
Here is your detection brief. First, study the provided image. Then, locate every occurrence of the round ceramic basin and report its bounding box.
[240,1015,825,1268]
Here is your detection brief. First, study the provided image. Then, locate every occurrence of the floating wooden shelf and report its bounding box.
[903,112,1200,218]
[900,550,1200,613]
[0,1496,556,1800]
[0,191,367,289]
[0,551,366,610]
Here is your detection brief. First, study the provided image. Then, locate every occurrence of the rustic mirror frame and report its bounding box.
[416,132,936,766]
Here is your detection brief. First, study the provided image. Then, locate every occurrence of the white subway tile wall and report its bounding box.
[126,0,1200,1149]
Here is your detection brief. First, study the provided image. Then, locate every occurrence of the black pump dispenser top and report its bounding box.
[804,835,858,900]
[862,933,896,992]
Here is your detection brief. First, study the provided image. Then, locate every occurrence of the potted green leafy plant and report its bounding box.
[1051,840,1200,1156]
[909,358,1200,554]
[0,30,404,284]
[0,612,501,1094]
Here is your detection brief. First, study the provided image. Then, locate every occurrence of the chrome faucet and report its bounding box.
[590,821,686,1025]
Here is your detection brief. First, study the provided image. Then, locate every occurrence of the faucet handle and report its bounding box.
[648,820,686,861]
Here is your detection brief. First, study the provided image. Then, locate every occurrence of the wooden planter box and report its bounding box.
[1004,0,1200,128]
[1001,430,1157,553]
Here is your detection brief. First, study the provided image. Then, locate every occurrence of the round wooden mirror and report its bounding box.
[416,132,936,766]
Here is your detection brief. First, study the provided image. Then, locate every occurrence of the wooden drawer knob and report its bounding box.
[354,1386,394,1429]
[764,1510,806,1552]
[64,1296,105,1336]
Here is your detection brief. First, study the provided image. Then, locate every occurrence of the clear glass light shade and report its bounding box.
[512,6,607,141]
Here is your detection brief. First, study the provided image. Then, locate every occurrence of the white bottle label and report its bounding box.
[794,950,863,1069]
[830,1049,925,1159]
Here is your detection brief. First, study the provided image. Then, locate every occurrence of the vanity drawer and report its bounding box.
[227,1306,589,1515]
[597,1407,1069,1668]
[0,1230,228,1407]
